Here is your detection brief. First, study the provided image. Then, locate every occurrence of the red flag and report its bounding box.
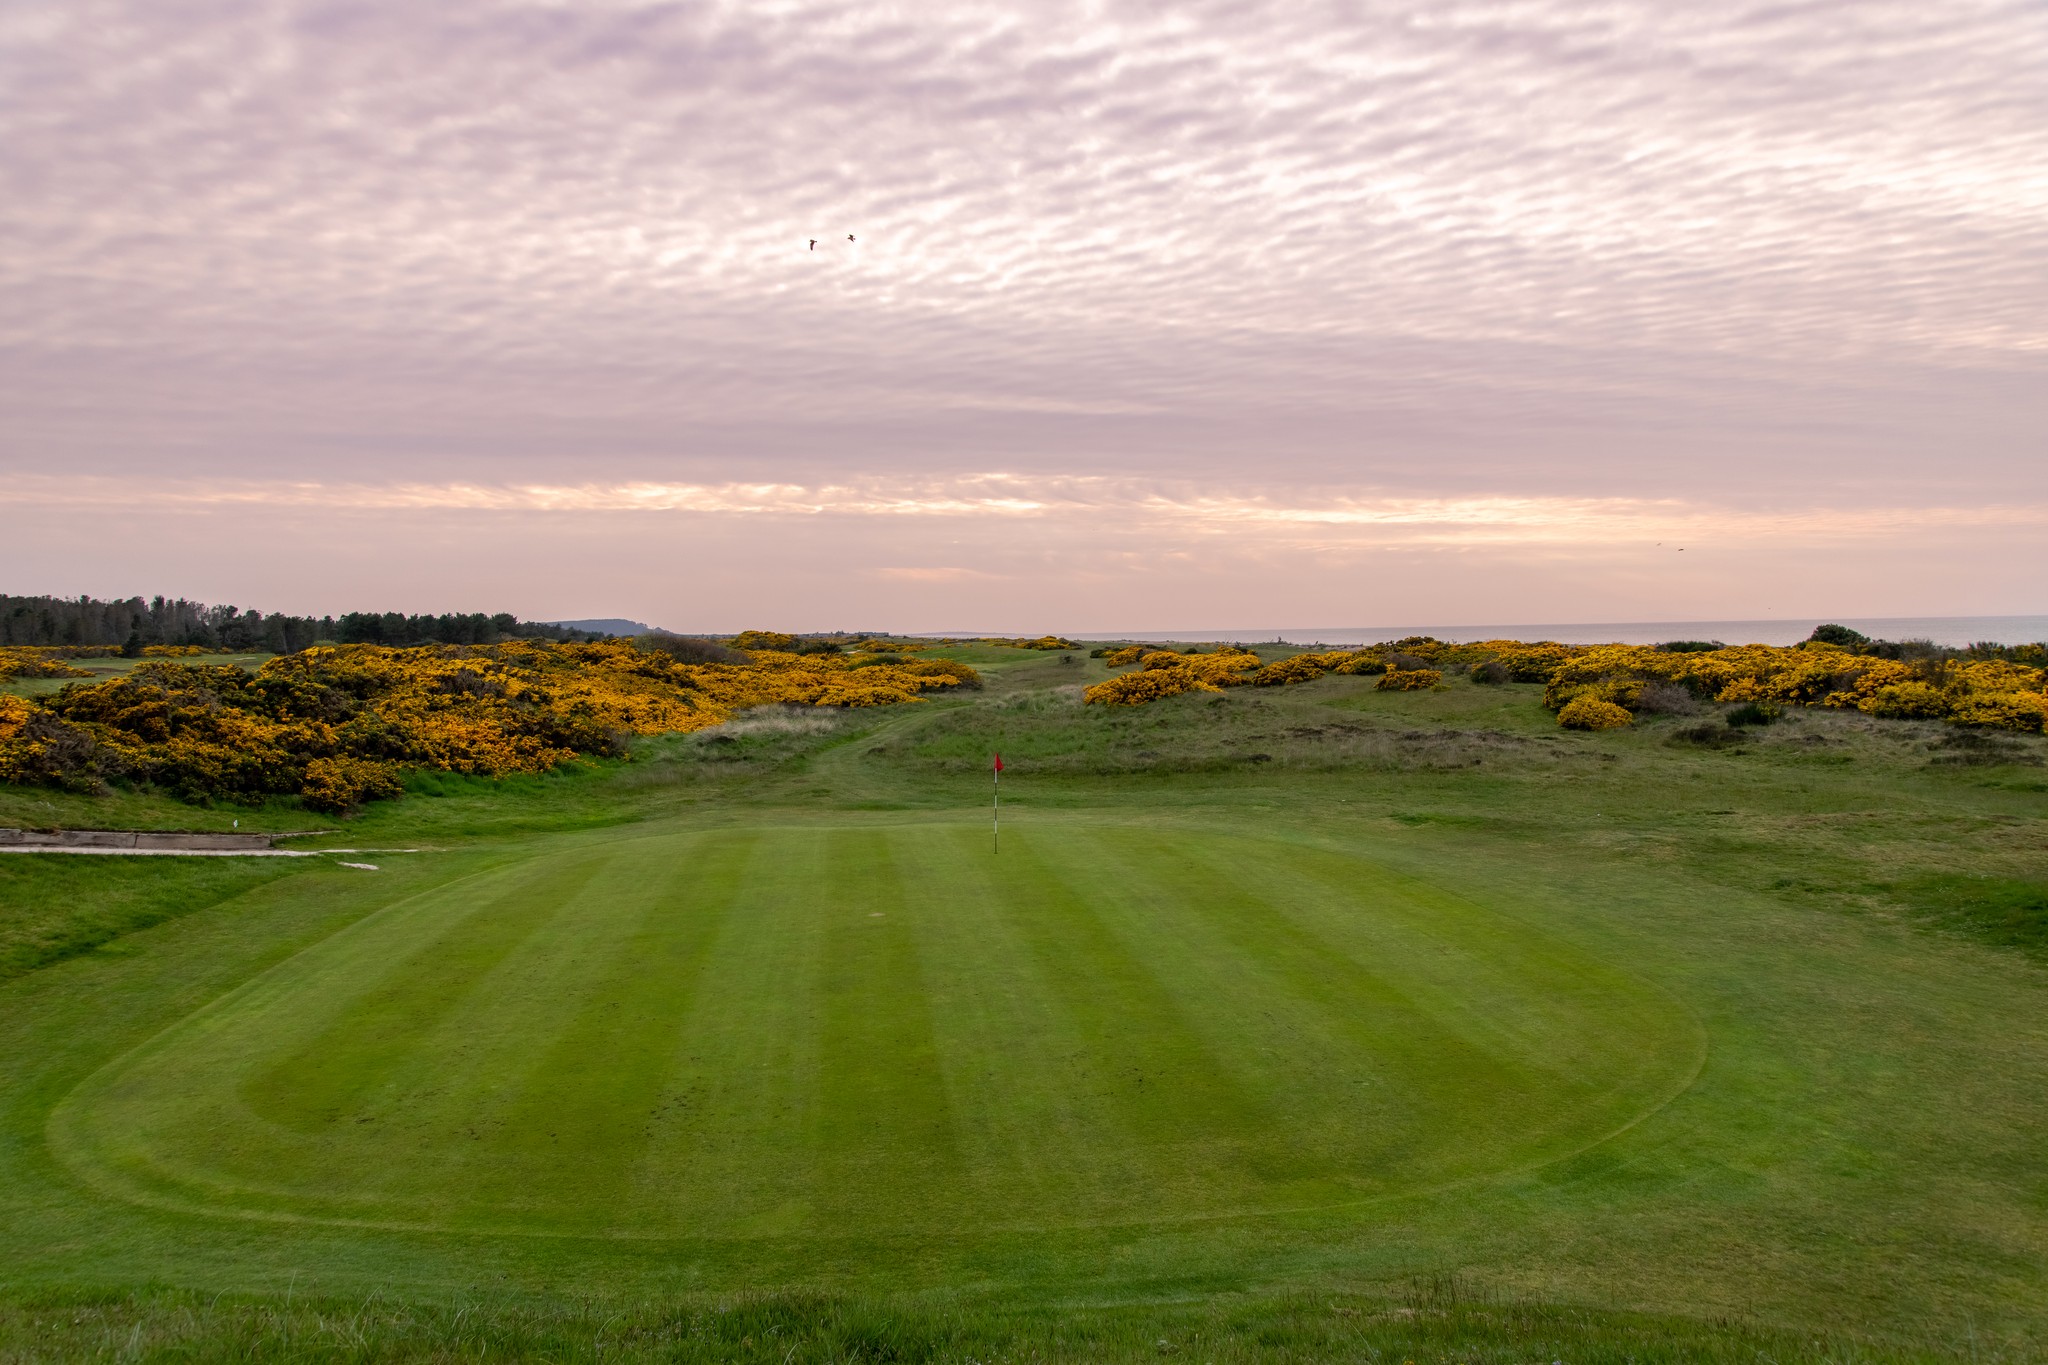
[992,753,1004,772]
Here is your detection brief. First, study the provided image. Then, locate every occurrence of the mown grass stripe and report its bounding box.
[629,828,831,1236]
[882,825,1150,1223]
[1112,830,1591,1179]
[1196,836,1696,1100]
[451,833,749,1226]
[972,826,1282,1209]
[808,828,964,1228]
[238,855,612,1134]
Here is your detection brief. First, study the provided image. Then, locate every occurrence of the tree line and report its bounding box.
[0,595,613,653]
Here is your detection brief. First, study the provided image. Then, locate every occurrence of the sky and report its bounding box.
[2,0,2043,633]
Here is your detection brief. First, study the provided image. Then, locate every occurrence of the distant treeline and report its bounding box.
[0,595,613,653]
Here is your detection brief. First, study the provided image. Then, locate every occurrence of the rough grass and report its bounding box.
[879,685,1563,775]
[0,854,306,980]
[1893,874,2048,957]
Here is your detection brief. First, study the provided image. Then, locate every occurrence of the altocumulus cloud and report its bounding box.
[0,0,2043,628]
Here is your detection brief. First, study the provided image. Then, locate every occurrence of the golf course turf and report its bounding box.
[3,644,2047,1361]
[53,821,1700,1239]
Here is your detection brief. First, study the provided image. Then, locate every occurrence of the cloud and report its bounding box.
[0,0,2042,621]
[11,470,2045,551]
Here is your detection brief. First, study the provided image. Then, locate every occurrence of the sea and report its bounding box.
[1063,616,2048,649]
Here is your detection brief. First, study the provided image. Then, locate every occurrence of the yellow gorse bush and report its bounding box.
[1542,643,2048,732]
[1375,667,1443,691]
[1948,690,2048,731]
[1558,695,1633,730]
[0,650,95,683]
[1182,649,1264,686]
[0,693,89,789]
[1127,646,1262,689]
[1083,669,1219,706]
[731,630,799,652]
[300,755,407,811]
[1079,635,2047,732]
[0,640,977,811]
[1252,653,1352,687]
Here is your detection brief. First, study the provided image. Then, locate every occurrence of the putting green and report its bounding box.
[52,820,1700,1239]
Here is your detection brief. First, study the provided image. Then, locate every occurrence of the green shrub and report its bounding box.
[1633,682,1700,715]
[638,635,746,665]
[1668,721,1744,749]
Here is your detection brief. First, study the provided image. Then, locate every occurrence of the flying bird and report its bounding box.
[809,239,817,250]
[847,234,856,241]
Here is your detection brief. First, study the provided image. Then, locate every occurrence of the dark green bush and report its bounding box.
[637,635,746,665]
[1668,722,1743,749]
[1634,682,1700,715]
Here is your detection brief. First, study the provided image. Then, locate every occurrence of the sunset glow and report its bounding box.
[3,1,2042,629]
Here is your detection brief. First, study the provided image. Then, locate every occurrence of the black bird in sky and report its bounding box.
[847,234,855,241]
[809,239,817,250]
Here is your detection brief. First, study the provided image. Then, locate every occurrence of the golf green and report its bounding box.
[52,820,1700,1240]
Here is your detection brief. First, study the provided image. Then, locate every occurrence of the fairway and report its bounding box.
[54,819,1698,1240]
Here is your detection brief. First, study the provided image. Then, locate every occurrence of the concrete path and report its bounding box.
[0,828,344,857]
[0,846,320,857]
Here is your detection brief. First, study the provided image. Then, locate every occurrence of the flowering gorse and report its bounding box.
[1375,667,1443,692]
[1558,695,1633,730]
[1080,635,2048,732]
[1083,669,1219,705]
[0,641,976,811]
[1541,643,2048,731]
[0,650,95,683]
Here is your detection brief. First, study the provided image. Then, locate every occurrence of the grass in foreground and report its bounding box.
[1,648,2045,1360]
[0,1285,1958,1364]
